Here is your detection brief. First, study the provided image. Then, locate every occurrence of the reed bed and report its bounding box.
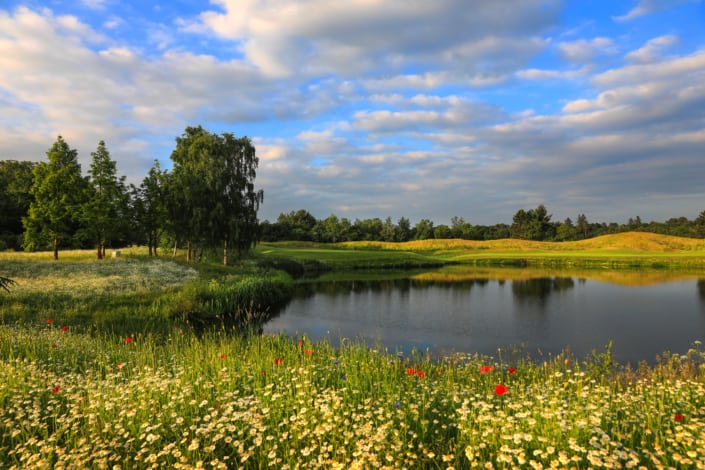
[1,323,704,469]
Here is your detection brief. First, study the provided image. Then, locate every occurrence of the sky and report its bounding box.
[1,1,704,226]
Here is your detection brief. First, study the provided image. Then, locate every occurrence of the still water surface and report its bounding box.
[263,267,705,364]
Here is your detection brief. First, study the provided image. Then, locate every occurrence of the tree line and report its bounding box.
[3,135,705,255]
[260,205,705,243]
[0,126,263,263]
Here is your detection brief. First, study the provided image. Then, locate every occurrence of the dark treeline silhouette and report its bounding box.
[260,205,705,243]
[0,126,263,264]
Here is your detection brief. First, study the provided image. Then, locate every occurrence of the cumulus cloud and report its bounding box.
[626,35,679,62]
[1,1,704,225]
[558,37,616,63]
[191,0,559,78]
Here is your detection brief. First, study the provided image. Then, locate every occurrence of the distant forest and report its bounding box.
[260,206,705,243]
[3,149,705,254]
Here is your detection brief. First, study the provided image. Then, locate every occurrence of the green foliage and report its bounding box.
[132,160,169,256]
[80,140,130,259]
[168,126,264,263]
[22,136,89,259]
[0,160,35,250]
[511,204,553,241]
[414,218,434,240]
[166,276,292,327]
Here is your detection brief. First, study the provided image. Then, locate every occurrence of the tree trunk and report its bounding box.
[186,240,191,262]
[53,237,59,260]
[223,239,228,266]
[96,244,102,260]
[172,240,178,257]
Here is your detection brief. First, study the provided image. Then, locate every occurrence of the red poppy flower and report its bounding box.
[220,354,227,360]
[274,357,283,365]
[416,371,426,379]
[125,337,133,344]
[46,319,53,324]
[52,386,60,393]
[61,325,69,332]
[51,343,58,349]
[507,367,517,375]
[297,341,304,347]
[675,414,684,422]
[262,371,267,376]
[494,384,508,395]
[304,349,312,356]
[480,365,493,374]
[116,362,125,370]
[406,367,416,376]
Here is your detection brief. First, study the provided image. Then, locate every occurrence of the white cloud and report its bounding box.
[192,0,559,78]
[613,0,696,21]
[557,37,616,63]
[516,67,587,80]
[626,35,679,62]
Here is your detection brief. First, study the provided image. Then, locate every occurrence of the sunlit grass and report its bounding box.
[1,324,704,468]
[256,232,705,271]
[0,250,290,333]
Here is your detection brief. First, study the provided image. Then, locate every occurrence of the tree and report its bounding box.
[576,213,589,239]
[528,204,552,241]
[555,217,576,241]
[510,209,530,239]
[381,216,396,242]
[23,136,88,260]
[133,160,169,256]
[414,219,434,240]
[395,217,412,242]
[434,224,451,239]
[0,160,35,250]
[277,210,317,241]
[82,141,128,259]
[168,126,263,264]
[450,216,473,239]
[511,205,552,241]
[313,214,349,243]
[695,210,705,238]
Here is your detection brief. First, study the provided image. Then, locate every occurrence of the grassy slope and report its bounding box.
[257,232,705,269]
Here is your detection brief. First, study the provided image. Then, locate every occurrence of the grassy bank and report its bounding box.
[0,248,292,333]
[255,233,705,272]
[1,323,704,469]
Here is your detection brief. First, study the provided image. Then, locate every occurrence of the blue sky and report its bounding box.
[1,1,704,225]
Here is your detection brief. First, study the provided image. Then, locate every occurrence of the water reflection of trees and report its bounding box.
[292,278,492,298]
[511,277,575,304]
[698,279,705,301]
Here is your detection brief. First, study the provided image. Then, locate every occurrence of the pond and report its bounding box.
[263,266,705,364]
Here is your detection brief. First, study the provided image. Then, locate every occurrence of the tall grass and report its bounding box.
[0,252,292,334]
[166,275,292,328]
[1,323,704,468]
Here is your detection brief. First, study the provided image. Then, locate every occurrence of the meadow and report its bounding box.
[2,235,705,468]
[1,323,704,469]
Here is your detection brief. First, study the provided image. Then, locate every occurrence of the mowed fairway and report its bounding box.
[256,232,705,269]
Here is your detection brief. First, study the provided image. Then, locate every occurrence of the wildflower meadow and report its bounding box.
[1,322,704,469]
